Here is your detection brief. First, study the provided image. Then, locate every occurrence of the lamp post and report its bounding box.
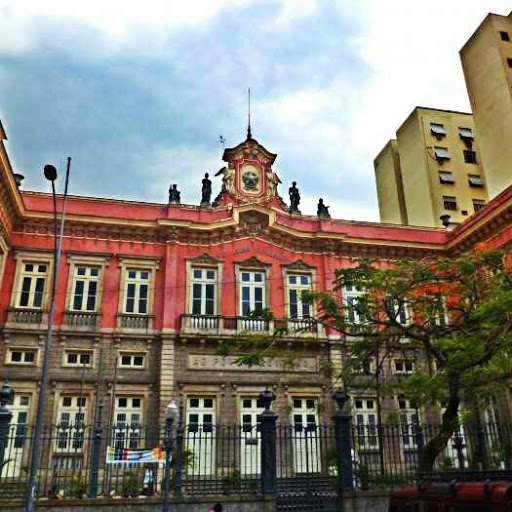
[0,380,15,472]
[25,159,71,512]
[163,400,179,512]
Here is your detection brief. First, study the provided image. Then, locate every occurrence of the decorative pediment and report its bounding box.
[187,253,222,265]
[238,209,270,236]
[236,256,270,267]
[284,259,316,271]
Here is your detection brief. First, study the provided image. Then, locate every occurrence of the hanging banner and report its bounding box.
[106,446,166,465]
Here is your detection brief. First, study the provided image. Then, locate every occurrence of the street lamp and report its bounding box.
[25,159,71,512]
[163,400,179,512]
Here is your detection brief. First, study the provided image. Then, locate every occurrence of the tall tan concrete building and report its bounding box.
[461,11,512,199]
[375,107,488,227]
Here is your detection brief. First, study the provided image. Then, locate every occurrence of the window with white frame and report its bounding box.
[287,274,312,319]
[385,297,408,325]
[124,269,150,314]
[343,284,366,324]
[239,270,265,315]
[353,398,379,448]
[118,352,146,369]
[17,263,48,308]
[113,396,143,450]
[191,267,217,315]
[398,396,420,449]
[6,347,38,365]
[393,359,415,375]
[350,356,376,375]
[63,350,93,368]
[71,266,100,312]
[55,395,88,452]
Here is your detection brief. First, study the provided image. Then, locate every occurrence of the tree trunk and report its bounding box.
[417,379,460,472]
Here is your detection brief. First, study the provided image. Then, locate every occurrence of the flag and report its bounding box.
[106,446,166,465]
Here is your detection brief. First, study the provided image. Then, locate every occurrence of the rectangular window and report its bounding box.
[459,127,473,140]
[351,357,376,375]
[239,271,266,315]
[473,199,486,213]
[353,398,379,449]
[119,352,146,369]
[55,395,87,453]
[17,263,48,309]
[7,347,37,365]
[463,150,477,164]
[500,31,510,42]
[343,284,365,324]
[468,174,484,187]
[434,147,450,161]
[191,267,217,315]
[443,196,457,211]
[113,396,143,450]
[287,274,312,319]
[71,266,100,312]
[507,58,512,68]
[64,350,93,368]
[398,396,420,449]
[124,269,150,314]
[393,359,415,375]
[438,171,454,184]
[430,123,446,137]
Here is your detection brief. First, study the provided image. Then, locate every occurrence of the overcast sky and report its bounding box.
[1,0,510,221]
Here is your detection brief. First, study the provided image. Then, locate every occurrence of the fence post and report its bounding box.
[259,389,277,496]
[89,402,103,498]
[173,423,184,498]
[333,389,353,497]
[453,434,466,469]
[0,381,15,473]
[414,421,424,456]
[475,420,488,469]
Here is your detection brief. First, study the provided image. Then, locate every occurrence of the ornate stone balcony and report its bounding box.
[6,307,47,326]
[63,311,101,329]
[181,314,323,338]
[117,313,154,330]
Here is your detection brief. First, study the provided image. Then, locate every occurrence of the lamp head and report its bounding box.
[166,400,179,422]
[43,164,58,182]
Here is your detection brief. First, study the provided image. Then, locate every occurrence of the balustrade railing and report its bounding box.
[6,308,44,325]
[118,314,154,329]
[63,311,101,329]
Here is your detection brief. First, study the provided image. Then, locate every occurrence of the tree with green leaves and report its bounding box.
[311,245,512,470]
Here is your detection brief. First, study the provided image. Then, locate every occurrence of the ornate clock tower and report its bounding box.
[213,131,285,210]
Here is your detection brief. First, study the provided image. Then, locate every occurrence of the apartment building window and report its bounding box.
[114,396,143,449]
[6,347,37,365]
[393,359,415,375]
[351,357,376,375]
[468,174,484,187]
[287,274,312,319]
[443,196,457,211]
[434,147,450,162]
[385,297,408,325]
[71,266,100,312]
[500,31,510,42]
[124,269,149,314]
[191,267,217,315]
[55,396,87,452]
[118,352,146,369]
[17,263,48,308]
[473,199,486,213]
[463,150,478,164]
[438,171,454,184]
[63,350,93,368]
[459,127,474,140]
[343,284,366,323]
[354,398,378,448]
[398,396,420,450]
[507,58,512,68]
[430,123,446,138]
[240,271,265,315]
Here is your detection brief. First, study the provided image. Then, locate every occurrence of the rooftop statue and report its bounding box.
[168,184,181,204]
[317,198,331,219]
[200,173,212,207]
[214,166,235,195]
[289,181,301,214]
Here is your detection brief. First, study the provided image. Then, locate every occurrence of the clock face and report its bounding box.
[240,165,261,193]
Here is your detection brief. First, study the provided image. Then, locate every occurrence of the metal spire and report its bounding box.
[247,87,252,140]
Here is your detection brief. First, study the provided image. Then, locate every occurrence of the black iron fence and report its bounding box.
[0,416,511,502]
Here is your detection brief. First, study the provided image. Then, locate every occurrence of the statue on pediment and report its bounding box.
[200,173,212,207]
[317,198,331,219]
[168,184,181,204]
[266,170,281,197]
[215,166,235,194]
[289,181,301,214]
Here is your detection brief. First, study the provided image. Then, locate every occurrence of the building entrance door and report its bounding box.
[291,398,320,474]
[240,397,264,475]
[186,397,216,476]
[1,394,31,478]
